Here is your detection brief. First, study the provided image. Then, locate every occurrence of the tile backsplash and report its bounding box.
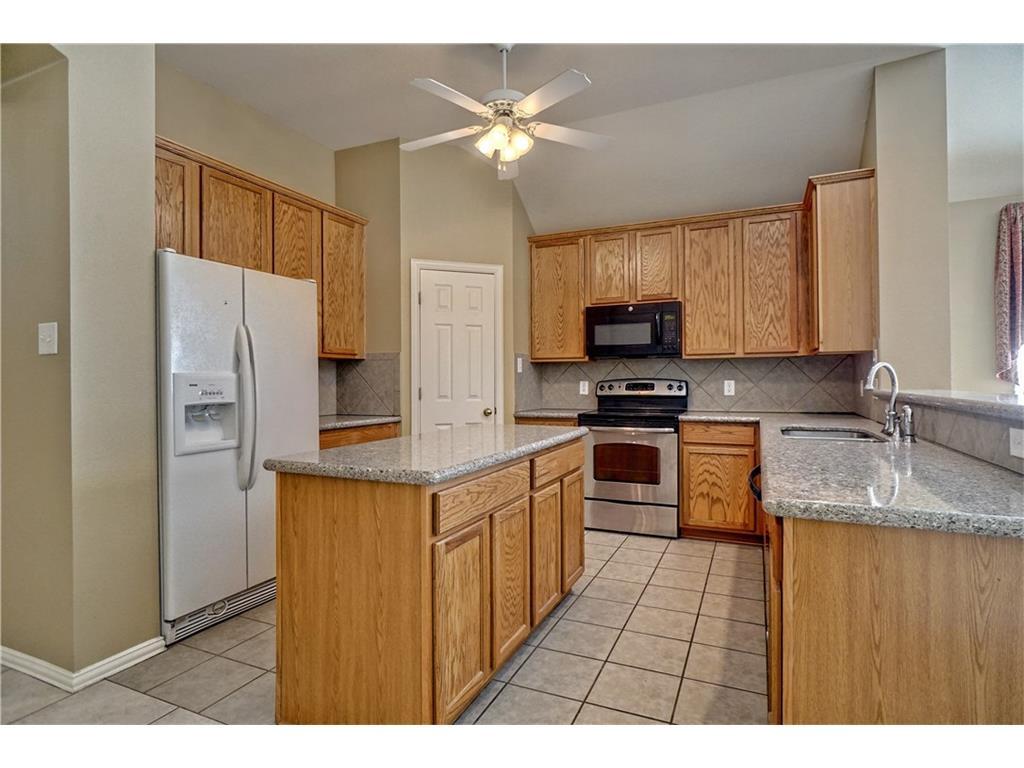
[333,352,400,416]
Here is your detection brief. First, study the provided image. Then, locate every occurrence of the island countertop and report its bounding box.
[265,424,589,485]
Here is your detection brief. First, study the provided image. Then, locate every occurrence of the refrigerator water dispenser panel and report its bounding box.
[173,372,239,456]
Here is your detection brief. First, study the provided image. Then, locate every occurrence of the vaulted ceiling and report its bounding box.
[156,44,932,232]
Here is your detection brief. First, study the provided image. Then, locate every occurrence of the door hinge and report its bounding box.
[417,291,421,305]
[418,387,422,401]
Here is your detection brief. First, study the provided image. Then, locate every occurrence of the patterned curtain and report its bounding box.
[995,202,1024,385]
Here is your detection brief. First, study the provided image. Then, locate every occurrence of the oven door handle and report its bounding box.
[585,426,677,434]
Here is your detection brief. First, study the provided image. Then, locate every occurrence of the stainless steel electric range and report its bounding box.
[577,377,688,538]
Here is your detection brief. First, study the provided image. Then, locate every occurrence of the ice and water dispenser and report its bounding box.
[172,373,239,456]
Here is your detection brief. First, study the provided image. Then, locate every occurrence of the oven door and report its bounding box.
[584,426,678,506]
[586,305,664,358]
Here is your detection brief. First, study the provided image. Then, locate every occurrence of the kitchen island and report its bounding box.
[264,424,588,724]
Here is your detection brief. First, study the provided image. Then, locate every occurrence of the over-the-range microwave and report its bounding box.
[585,301,681,359]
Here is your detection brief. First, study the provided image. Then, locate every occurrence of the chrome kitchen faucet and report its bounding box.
[863,361,916,443]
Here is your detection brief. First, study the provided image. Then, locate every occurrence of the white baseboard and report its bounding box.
[1,637,165,693]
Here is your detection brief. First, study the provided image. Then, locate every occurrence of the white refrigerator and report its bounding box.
[157,249,317,641]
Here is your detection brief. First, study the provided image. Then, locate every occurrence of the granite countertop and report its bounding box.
[266,424,589,485]
[319,414,402,431]
[682,412,1023,539]
[872,389,1024,422]
[513,409,585,419]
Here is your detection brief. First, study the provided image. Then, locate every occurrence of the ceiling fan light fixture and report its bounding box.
[475,115,513,158]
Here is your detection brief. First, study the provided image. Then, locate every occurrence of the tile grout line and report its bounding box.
[669,540,716,722]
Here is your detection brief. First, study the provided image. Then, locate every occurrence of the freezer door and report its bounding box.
[158,250,248,621]
[243,269,318,586]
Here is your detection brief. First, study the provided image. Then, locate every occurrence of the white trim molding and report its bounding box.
[1,637,165,692]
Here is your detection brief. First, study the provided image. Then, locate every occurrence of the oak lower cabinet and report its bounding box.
[531,238,586,361]
[680,422,760,542]
[490,499,531,668]
[318,421,400,449]
[514,416,578,427]
[560,469,585,590]
[530,482,563,624]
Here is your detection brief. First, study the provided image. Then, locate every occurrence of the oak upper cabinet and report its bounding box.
[155,147,200,256]
[806,170,877,353]
[560,469,585,591]
[741,213,800,355]
[634,227,679,302]
[490,499,531,669]
[683,220,738,356]
[531,238,586,361]
[321,212,366,359]
[530,482,563,624]
[201,167,273,272]
[433,517,491,723]
[587,232,631,305]
[273,194,321,281]
[680,423,759,537]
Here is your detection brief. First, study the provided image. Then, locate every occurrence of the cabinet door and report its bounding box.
[634,227,679,302]
[273,194,321,281]
[155,147,199,256]
[587,232,631,305]
[741,213,799,355]
[683,220,737,356]
[433,517,491,723]
[530,482,563,624]
[764,512,783,724]
[681,444,756,532]
[560,469,585,592]
[201,167,272,271]
[321,212,366,358]
[491,499,531,669]
[531,239,586,360]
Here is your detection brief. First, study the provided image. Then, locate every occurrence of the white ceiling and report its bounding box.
[156,43,932,232]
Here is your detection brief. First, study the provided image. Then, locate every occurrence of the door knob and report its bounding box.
[483,407,494,417]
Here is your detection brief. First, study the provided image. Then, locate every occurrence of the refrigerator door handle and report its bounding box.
[235,323,258,491]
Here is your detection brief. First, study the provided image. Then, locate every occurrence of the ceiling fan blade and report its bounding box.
[497,159,519,181]
[516,69,591,117]
[399,126,484,152]
[530,122,610,151]
[411,78,491,116]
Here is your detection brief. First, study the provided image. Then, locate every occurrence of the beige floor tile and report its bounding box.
[574,703,661,724]
[705,574,765,600]
[109,644,212,692]
[477,685,580,724]
[493,643,536,681]
[16,681,173,725]
[242,599,276,625]
[181,616,271,655]
[684,643,767,694]
[586,543,618,561]
[609,631,690,675]
[582,577,644,604]
[658,553,712,573]
[1,669,69,724]
[511,648,602,700]
[564,597,633,629]
[222,627,276,670]
[673,679,767,724]
[586,663,679,721]
[639,585,703,614]
[666,538,715,557]
[649,568,707,591]
[551,593,578,619]
[625,605,696,641]
[699,593,765,625]
[148,656,263,712]
[712,543,763,564]
[596,561,655,584]
[585,530,627,547]
[693,615,766,655]
[709,558,764,581]
[455,680,504,724]
[203,672,276,724]
[153,707,221,725]
[569,574,593,596]
[609,548,662,567]
[620,535,669,553]
[541,619,620,660]
[584,558,606,579]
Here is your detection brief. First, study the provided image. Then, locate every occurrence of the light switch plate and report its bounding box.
[516,357,523,374]
[1010,428,1024,459]
[579,380,589,396]
[724,379,735,396]
[38,322,58,355]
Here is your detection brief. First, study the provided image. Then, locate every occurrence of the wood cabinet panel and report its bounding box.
[513,417,578,427]
[490,499,531,669]
[434,462,531,536]
[765,512,783,725]
[681,444,757,532]
[433,518,491,723]
[560,469,585,592]
[683,220,737,356]
[634,227,679,301]
[201,167,272,271]
[531,239,586,361]
[319,422,399,449]
[681,423,756,446]
[321,212,366,358]
[532,440,585,489]
[155,147,200,256]
[530,483,563,624]
[273,193,320,281]
[742,213,799,354]
[587,232,632,305]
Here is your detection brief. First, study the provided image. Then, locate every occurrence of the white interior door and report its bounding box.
[418,267,498,432]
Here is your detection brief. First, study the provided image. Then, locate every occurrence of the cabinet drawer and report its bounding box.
[319,422,399,449]
[532,441,584,488]
[434,462,530,536]
[682,423,756,446]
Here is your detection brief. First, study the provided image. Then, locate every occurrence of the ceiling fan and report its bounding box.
[399,44,609,180]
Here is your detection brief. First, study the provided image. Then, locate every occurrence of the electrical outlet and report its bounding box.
[723,379,735,397]
[1010,428,1024,459]
[516,357,523,374]
[579,380,589,396]
[38,322,58,355]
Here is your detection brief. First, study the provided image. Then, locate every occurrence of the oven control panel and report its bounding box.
[596,378,688,396]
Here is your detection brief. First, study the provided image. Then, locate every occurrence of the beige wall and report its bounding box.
[1,47,75,670]
[156,61,335,203]
[949,195,1020,394]
[512,187,535,358]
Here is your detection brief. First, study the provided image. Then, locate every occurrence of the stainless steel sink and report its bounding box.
[781,427,886,442]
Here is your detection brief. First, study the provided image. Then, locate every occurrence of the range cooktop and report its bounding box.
[577,378,689,430]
